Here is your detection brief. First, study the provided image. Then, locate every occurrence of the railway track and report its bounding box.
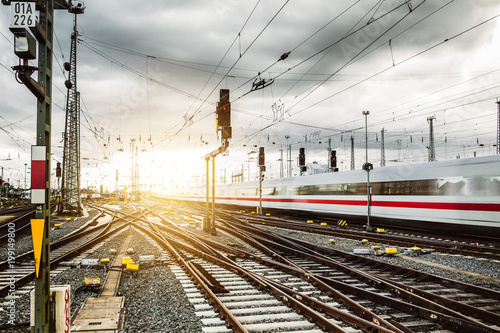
[229,211,500,261]
[215,213,500,332]
[132,205,387,332]
[5,200,498,332]
[142,201,500,332]
[0,207,125,299]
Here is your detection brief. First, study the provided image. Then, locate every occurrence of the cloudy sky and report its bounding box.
[1,0,499,190]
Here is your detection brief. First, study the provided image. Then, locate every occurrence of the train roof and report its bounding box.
[222,155,500,188]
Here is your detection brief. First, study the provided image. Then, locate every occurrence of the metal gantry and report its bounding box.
[60,6,84,214]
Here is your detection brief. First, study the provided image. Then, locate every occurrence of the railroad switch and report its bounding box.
[127,248,135,254]
[321,222,327,226]
[307,220,314,224]
[361,239,369,245]
[109,249,117,255]
[54,223,61,228]
[375,228,386,233]
[329,239,335,245]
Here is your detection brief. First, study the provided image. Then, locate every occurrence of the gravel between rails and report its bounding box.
[263,226,500,291]
[4,207,498,332]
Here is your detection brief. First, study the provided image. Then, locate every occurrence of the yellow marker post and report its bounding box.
[30,219,45,278]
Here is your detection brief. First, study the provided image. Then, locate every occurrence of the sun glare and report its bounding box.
[81,149,207,195]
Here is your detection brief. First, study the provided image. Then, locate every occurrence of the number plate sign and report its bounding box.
[10,2,36,28]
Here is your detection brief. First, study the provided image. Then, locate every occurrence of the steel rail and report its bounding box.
[0,209,124,298]
[138,206,403,333]
[235,213,500,259]
[218,216,499,332]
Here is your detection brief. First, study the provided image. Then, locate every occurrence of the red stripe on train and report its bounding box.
[193,196,500,212]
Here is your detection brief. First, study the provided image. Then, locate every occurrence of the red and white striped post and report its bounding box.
[31,146,46,204]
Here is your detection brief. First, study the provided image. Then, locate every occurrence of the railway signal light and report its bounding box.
[299,148,305,166]
[217,89,231,142]
[56,162,61,178]
[13,29,36,60]
[218,89,231,127]
[299,147,307,173]
[259,147,265,166]
[330,150,337,168]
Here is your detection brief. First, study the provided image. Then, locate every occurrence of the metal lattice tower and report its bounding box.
[427,116,436,162]
[380,128,385,167]
[497,101,500,154]
[350,136,355,170]
[60,6,84,214]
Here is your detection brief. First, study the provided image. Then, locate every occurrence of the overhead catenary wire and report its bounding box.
[157,0,291,149]
[240,9,500,147]
[237,1,428,146]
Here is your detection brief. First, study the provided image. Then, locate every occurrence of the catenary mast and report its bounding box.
[60,3,85,214]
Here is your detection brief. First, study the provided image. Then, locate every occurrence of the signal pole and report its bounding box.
[3,1,77,331]
[258,147,265,214]
[205,89,232,234]
[362,111,373,232]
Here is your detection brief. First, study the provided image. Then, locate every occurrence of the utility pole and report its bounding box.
[285,135,291,177]
[496,101,500,155]
[362,111,373,232]
[279,149,283,178]
[258,147,265,214]
[380,128,385,167]
[60,3,85,214]
[350,136,355,170]
[427,115,436,162]
[327,138,332,171]
[3,1,77,331]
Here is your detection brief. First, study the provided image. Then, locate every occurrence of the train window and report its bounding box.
[270,176,500,197]
[492,178,500,196]
[297,185,319,195]
[262,187,276,195]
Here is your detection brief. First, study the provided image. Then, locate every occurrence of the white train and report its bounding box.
[172,155,500,239]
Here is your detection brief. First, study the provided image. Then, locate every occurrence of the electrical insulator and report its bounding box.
[259,147,265,166]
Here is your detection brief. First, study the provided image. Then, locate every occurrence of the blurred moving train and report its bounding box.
[169,155,500,239]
